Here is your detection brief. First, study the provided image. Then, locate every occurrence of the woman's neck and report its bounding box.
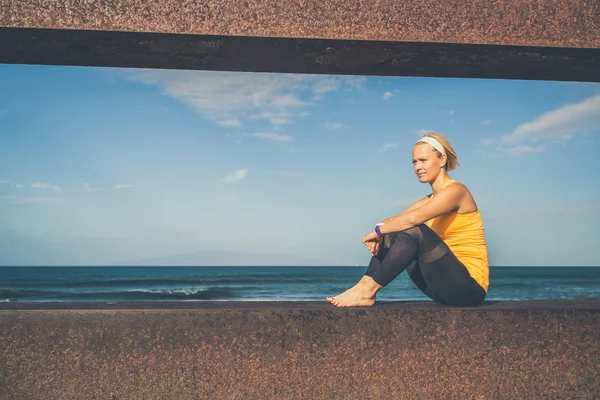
[430,170,450,195]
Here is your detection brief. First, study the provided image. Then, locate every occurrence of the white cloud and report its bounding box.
[415,128,434,136]
[15,184,25,188]
[216,119,242,128]
[482,119,493,126]
[448,110,455,115]
[249,112,280,120]
[111,184,134,190]
[270,118,292,126]
[53,186,61,191]
[299,111,311,118]
[82,182,102,192]
[377,143,399,153]
[501,94,600,146]
[270,94,306,108]
[241,133,292,142]
[324,122,347,130]
[497,145,543,156]
[382,92,393,100]
[125,70,364,128]
[342,76,368,89]
[249,112,292,126]
[312,78,341,94]
[83,183,103,192]
[224,169,247,183]
[31,182,51,189]
[480,138,495,146]
[0,180,9,184]
[0,195,61,204]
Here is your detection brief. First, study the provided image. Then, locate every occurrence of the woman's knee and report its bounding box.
[402,224,425,236]
[383,231,414,249]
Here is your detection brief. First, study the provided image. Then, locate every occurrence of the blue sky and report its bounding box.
[0,64,599,266]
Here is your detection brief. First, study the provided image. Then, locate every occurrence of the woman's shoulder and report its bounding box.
[444,180,475,200]
[446,180,471,192]
[446,180,479,212]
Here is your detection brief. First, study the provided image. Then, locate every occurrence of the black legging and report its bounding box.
[365,224,486,306]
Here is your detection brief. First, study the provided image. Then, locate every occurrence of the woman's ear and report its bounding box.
[440,154,447,168]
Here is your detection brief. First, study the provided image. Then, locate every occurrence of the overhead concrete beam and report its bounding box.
[2,0,599,48]
[1,1,599,81]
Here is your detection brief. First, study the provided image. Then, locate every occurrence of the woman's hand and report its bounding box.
[363,232,383,256]
[362,231,380,244]
[367,240,381,256]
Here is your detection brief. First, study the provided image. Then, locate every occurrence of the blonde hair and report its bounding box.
[419,132,459,171]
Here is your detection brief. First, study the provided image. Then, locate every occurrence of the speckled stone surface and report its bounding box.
[1,300,599,399]
[1,0,599,48]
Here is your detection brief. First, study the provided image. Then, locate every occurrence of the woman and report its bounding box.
[327,132,489,307]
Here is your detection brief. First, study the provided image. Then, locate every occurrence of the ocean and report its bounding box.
[1,266,599,303]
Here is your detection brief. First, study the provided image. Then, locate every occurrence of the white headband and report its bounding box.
[417,137,446,156]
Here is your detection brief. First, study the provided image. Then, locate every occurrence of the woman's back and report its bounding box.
[426,180,490,291]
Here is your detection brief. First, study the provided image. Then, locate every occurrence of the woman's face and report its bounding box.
[412,143,444,183]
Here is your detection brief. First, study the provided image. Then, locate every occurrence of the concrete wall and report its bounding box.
[2,0,599,48]
[2,1,600,82]
[2,3,599,398]
[1,300,599,399]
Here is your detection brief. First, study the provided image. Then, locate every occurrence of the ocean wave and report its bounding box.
[95,287,238,300]
[3,267,599,302]
[6,278,204,288]
[0,289,55,299]
[0,286,241,301]
[128,287,209,296]
[4,276,336,289]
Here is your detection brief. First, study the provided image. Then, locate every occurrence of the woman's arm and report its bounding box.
[362,196,432,256]
[374,184,464,236]
[380,195,431,224]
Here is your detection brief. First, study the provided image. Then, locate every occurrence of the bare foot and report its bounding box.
[326,281,362,305]
[327,290,376,307]
[326,287,355,305]
[326,276,382,307]
[325,276,372,302]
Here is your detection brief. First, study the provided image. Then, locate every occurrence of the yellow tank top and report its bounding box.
[425,180,490,292]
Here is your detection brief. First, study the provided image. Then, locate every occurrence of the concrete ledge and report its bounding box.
[2,0,599,48]
[1,300,599,399]
[2,1,600,82]
[2,28,600,82]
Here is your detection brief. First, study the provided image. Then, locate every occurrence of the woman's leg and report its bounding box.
[364,231,419,287]
[328,231,420,307]
[364,238,436,299]
[329,224,485,307]
[404,261,439,301]
[400,225,486,306]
